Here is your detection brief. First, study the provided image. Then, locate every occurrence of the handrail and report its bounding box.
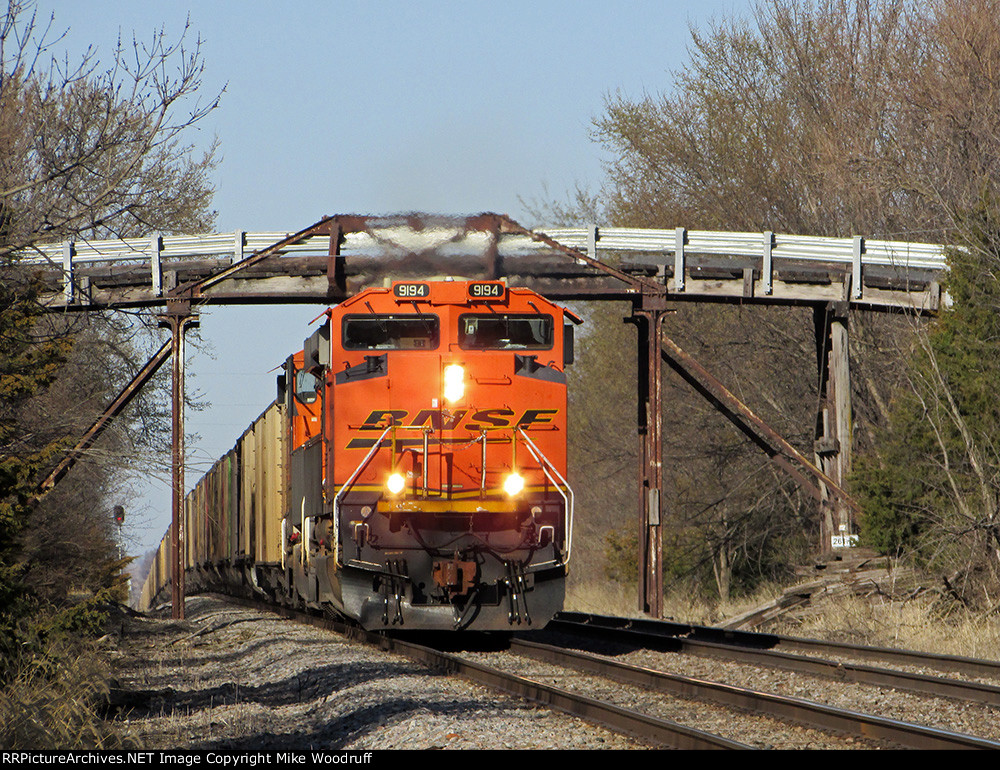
[331,423,574,568]
[517,427,574,566]
[332,425,393,567]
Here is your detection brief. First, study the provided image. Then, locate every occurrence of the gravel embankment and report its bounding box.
[107,596,653,750]
[108,596,1000,749]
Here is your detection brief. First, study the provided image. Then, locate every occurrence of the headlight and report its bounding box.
[503,472,524,497]
[443,364,464,403]
[386,473,406,495]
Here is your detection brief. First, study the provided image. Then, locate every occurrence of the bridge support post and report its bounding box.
[633,299,667,618]
[158,301,199,620]
[813,301,854,551]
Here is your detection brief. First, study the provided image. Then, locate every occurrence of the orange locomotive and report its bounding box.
[142,280,577,630]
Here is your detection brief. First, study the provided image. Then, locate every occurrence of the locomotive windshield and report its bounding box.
[459,314,553,350]
[343,314,440,350]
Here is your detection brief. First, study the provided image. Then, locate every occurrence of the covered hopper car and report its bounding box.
[140,280,577,630]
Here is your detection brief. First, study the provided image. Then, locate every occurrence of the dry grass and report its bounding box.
[566,576,787,625]
[568,572,1000,661]
[565,577,640,618]
[773,593,1000,659]
[0,644,136,749]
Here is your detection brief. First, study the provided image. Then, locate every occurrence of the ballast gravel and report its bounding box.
[109,596,999,749]
[107,596,653,750]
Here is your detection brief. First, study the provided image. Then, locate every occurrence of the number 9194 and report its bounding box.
[468,282,505,299]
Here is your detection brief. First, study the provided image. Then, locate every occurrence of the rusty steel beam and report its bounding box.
[172,216,342,300]
[659,334,862,517]
[169,214,530,305]
[176,214,492,297]
[158,301,199,620]
[327,221,345,296]
[494,217,672,620]
[495,214,659,292]
[30,339,173,504]
[813,302,855,549]
[633,303,667,618]
[39,214,655,311]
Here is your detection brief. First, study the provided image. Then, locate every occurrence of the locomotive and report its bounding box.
[140,279,578,630]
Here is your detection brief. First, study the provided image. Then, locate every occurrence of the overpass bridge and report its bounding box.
[21,214,947,311]
[16,213,953,618]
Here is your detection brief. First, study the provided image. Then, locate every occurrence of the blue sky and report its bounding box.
[40,1,754,551]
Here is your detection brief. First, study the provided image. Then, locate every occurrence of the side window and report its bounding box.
[295,369,320,404]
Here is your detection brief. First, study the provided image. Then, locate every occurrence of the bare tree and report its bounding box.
[595,0,1000,239]
[0,1,220,640]
[0,0,220,254]
[576,0,1000,603]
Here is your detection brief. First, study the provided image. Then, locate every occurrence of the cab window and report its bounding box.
[459,314,553,350]
[342,315,440,350]
[295,369,320,403]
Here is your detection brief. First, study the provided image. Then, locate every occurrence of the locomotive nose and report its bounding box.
[149,277,572,633]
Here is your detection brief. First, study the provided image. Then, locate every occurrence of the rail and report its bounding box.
[509,636,1000,750]
[243,596,751,749]
[558,610,1000,680]
[550,614,1000,708]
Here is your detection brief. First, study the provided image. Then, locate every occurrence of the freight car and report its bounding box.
[141,279,577,630]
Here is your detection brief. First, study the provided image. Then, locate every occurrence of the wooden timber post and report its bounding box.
[158,301,199,620]
[633,298,667,617]
[813,301,854,551]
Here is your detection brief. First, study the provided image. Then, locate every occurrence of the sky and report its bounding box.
[38,0,755,552]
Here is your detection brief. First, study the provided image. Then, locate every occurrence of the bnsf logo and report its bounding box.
[357,408,558,432]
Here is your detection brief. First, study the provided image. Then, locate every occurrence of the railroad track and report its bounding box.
[550,611,1000,704]
[507,632,999,749]
[229,597,1000,749]
[258,601,741,749]
[556,611,1000,674]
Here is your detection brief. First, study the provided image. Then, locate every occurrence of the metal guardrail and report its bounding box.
[540,227,949,269]
[17,226,951,269]
[15,225,952,306]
